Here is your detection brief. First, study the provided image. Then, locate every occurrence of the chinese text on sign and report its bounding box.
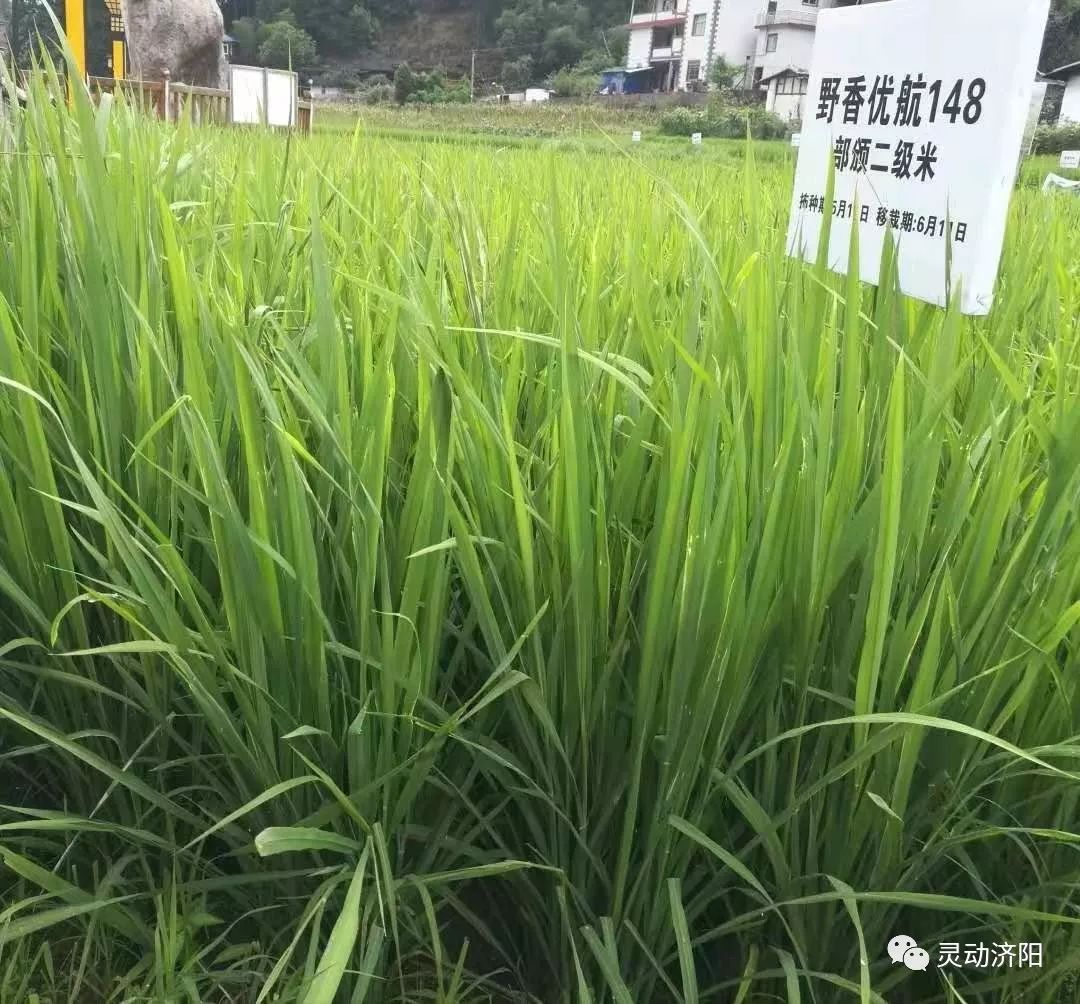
[786,0,1051,314]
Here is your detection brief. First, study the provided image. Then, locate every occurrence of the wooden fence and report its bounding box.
[298,100,313,134]
[89,76,165,118]
[169,82,230,125]
[87,75,313,134]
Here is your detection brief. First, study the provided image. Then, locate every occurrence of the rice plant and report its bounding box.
[1,67,1079,1003]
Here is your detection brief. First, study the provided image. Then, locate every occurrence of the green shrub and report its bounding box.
[394,63,470,105]
[405,80,470,105]
[659,100,790,140]
[550,67,599,98]
[1032,122,1080,155]
[359,83,393,104]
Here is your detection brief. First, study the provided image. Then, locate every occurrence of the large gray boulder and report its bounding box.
[121,0,228,89]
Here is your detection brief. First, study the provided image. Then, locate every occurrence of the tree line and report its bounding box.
[218,0,1080,80]
[4,0,1079,87]
[216,0,633,79]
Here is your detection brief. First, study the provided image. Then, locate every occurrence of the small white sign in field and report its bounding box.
[1043,173,1080,193]
[791,133,802,148]
[1061,151,1080,170]
[691,132,702,145]
[786,0,1051,315]
[632,130,642,143]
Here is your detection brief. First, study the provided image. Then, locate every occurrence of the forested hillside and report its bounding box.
[6,0,1080,91]
[1044,0,1080,69]
[217,0,1080,81]
[218,0,630,83]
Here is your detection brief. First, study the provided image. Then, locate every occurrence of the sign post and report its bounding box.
[786,0,1051,315]
[1022,82,1047,158]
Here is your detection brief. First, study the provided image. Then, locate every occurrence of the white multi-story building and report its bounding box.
[621,0,846,120]
[752,1,832,118]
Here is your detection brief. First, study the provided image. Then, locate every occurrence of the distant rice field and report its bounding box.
[314,98,674,137]
[1,71,1080,1003]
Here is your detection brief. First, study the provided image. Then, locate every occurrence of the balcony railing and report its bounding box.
[630,11,687,27]
[650,39,684,59]
[755,7,818,28]
[630,1,687,26]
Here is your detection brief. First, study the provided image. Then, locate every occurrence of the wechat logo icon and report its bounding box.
[888,935,930,972]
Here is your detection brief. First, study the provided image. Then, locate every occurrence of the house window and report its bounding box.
[692,13,707,36]
[766,33,779,53]
[754,67,765,87]
[775,74,809,95]
[686,60,701,82]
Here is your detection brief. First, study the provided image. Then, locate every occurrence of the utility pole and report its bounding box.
[470,49,476,101]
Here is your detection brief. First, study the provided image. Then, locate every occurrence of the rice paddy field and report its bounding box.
[1,69,1080,1003]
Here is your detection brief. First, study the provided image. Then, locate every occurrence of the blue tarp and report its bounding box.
[599,68,651,95]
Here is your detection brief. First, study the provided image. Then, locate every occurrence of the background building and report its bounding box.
[622,0,840,117]
[1047,60,1080,123]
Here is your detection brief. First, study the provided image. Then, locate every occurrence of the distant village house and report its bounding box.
[617,0,841,117]
[615,1,943,118]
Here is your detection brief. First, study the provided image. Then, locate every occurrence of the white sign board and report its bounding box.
[266,70,298,127]
[632,130,642,143]
[691,132,702,145]
[786,0,1051,315]
[791,132,802,148]
[230,66,265,125]
[1061,151,1080,170]
[230,65,298,128]
[1043,172,1080,192]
